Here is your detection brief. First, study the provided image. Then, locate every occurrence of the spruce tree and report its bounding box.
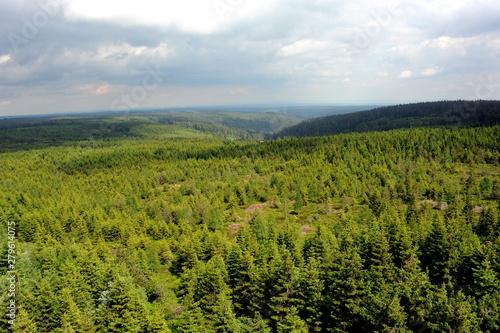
[269,249,304,332]
[324,249,367,332]
[420,215,451,285]
[298,258,323,332]
[94,277,146,333]
[12,306,39,333]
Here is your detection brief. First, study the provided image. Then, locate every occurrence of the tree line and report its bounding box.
[274,100,500,138]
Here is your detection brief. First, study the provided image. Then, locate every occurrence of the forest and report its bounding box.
[0,110,302,153]
[1,108,500,332]
[274,100,500,138]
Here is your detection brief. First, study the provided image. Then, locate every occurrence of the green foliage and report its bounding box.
[0,124,499,332]
[0,111,303,152]
[275,100,500,138]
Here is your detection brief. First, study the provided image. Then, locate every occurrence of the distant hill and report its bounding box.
[273,100,500,138]
[169,104,384,118]
[0,111,303,152]
[258,105,385,118]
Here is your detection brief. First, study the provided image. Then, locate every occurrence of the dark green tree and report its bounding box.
[298,258,324,332]
[95,277,147,333]
[420,215,451,285]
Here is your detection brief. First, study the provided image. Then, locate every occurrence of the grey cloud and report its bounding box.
[401,1,500,39]
[445,2,500,37]
[0,0,371,90]
[1,0,499,116]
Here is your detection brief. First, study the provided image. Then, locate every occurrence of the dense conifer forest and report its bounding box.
[274,100,500,138]
[1,107,500,332]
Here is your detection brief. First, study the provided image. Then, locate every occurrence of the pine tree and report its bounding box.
[12,306,39,333]
[226,245,264,318]
[238,313,271,333]
[269,249,304,332]
[366,230,395,286]
[275,306,308,333]
[211,289,240,333]
[298,258,323,332]
[324,249,368,332]
[475,206,498,240]
[192,256,239,332]
[31,277,64,332]
[302,224,337,263]
[57,288,94,333]
[420,215,451,285]
[476,292,500,332]
[249,214,270,244]
[472,258,500,298]
[94,277,147,333]
[276,222,303,266]
[364,230,409,331]
[146,310,172,333]
[397,253,433,331]
[178,267,211,333]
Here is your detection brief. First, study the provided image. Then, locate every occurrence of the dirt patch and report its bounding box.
[301,225,314,235]
[473,206,483,213]
[227,223,241,231]
[246,202,273,214]
[418,200,448,210]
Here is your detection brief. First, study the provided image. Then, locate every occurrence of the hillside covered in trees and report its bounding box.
[1,121,500,332]
[0,110,302,153]
[274,100,500,138]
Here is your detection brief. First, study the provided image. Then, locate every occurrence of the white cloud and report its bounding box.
[279,40,330,57]
[423,36,467,56]
[94,84,111,95]
[0,55,11,65]
[65,0,280,34]
[421,68,440,77]
[399,70,412,79]
[389,36,468,60]
[95,42,170,62]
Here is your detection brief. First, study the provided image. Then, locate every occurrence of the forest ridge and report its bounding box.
[274,100,500,138]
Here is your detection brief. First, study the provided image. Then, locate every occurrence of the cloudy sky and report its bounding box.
[1,0,500,116]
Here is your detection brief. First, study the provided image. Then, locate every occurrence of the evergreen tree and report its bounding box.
[226,246,264,319]
[366,230,395,285]
[397,253,433,331]
[303,224,337,263]
[472,258,500,298]
[476,292,500,332]
[420,215,451,285]
[95,277,146,333]
[185,256,239,333]
[57,288,94,333]
[298,258,323,332]
[475,206,498,240]
[12,306,39,333]
[269,249,304,332]
[31,278,64,332]
[324,249,368,332]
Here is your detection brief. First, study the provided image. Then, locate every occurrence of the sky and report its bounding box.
[1,0,500,116]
